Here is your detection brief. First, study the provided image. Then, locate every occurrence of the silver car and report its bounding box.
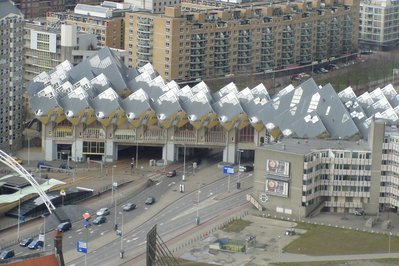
[96,207,110,216]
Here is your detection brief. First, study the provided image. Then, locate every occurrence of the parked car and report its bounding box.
[313,68,323,74]
[0,249,14,260]
[239,165,254,173]
[290,74,301,81]
[37,161,51,171]
[93,216,107,225]
[145,196,156,205]
[285,228,296,236]
[320,67,329,73]
[96,207,110,216]
[59,163,73,171]
[56,221,72,232]
[298,72,310,78]
[354,210,365,216]
[12,157,23,164]
[328,63,339,70]
[122,202,136,212]
[28,239,43,250]
[166,170,177,177]
[19,237,34,247]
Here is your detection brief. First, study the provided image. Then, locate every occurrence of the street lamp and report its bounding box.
[111,165,116,204]
[389,232,393,253]
[196,183,201,225]
[27,137,30,167]
[182,144,186,181]
[237,150,243,189]
[17,189,21,240]
[119,211,124,259]
[42,214,46,252]
[135,130,139,169]
[278,235,281,258]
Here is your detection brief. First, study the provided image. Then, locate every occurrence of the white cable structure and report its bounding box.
[0,149,56,213]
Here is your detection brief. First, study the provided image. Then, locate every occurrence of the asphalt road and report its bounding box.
[10,160,253,265]
[67,173,253,266]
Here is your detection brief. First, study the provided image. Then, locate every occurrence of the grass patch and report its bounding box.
[271,258,399,266]
[285,223,399,256]
[221,219,252,233]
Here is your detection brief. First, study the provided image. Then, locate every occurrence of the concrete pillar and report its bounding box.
[104,139,116,162]
[44,139,56,161]
[163,142,175,163]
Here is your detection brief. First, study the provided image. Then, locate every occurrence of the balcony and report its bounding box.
[137,20,153,27]
[82,128,105,139]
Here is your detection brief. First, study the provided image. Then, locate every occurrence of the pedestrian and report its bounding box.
[97,191,101,198]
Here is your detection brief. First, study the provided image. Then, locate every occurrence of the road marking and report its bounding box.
[15,252,23,256]
[156,181,162,186]
[138,241,147,246]
[159,222,164,226]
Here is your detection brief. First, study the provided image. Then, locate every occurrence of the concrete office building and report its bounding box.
[125,0,359,82]
[27,47,399,217]
[0,1,25,153]
[359,0,399,50]
[46,1,131,49]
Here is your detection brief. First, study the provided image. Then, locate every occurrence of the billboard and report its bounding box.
[266,159,290,177]
[265,179,289,197]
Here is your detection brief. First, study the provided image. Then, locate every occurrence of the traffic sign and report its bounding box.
[223,165,234,174]
[77,241,88,254]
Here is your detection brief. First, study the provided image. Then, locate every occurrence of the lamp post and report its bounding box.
[42,214,46,252]
[182,144,186,181]
[278,235,281,258]
[389,232,392,253]
[111,165,116,204]
[119,211,124,258]
[237,150,243,189]
[164,128,167,173]
[135,130,139,169]
[17,190,21,240]
[27,137,30,167]
[114,190,117,230]
[196,183,201,225]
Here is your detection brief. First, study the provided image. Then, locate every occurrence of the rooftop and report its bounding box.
[27,47,399,141]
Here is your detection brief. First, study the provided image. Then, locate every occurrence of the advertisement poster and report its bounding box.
[265,179,289,197]
[266,159,290,177]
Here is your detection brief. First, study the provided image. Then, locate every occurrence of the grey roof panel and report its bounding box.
[91,88,121,118]
[0,0,23,19]
[28,47,399,141]
[121,89,152,120]
[316,84,360,139]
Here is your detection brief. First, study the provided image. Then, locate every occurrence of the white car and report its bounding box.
[298,73,310,78]
[320,68,329,73]
[96,207,110,216]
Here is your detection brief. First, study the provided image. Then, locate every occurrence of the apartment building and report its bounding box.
[359,0,399,50]
[46,1,130,49]
[125,0,359,82]
[24,22,99,88]
[0,0,25,153]
[124,0,181,13]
